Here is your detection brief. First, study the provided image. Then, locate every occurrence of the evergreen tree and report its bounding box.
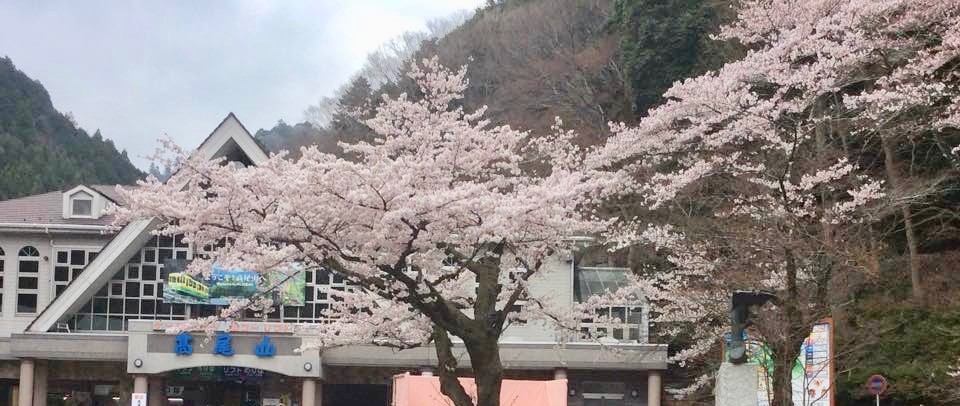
[0,56,142,200]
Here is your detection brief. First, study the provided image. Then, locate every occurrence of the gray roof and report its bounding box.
[0,184,125,226]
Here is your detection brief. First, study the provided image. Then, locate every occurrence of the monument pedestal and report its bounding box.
[715,362,758,406]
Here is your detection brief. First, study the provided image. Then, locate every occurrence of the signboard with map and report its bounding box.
[163,259,305,306]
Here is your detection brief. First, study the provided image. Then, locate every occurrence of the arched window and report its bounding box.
[17,246,39,313]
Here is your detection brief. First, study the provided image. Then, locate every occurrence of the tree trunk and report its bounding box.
[880,134,924,304]
[769,249,805,406]
[770,341,796,406]
[465,335,504,406]
[432,325,505,406]
[434,326,476,406]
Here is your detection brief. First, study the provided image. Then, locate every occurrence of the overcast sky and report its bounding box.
[0,0,483,169]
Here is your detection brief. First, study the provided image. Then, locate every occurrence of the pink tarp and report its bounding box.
[392,373,568,406]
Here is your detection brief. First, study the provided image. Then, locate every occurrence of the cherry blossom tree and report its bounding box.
[116,57,604,406]
[589,1,960,405]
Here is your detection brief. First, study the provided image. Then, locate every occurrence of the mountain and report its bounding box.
[255,0,731,155]
[0,56,143,200]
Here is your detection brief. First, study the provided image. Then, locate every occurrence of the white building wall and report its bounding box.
[0,232,110,337]
[500,255,574,342]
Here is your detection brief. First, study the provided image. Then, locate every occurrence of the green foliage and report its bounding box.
[838,304,960,404]
[609,0,734,115]
[0,56,142,200]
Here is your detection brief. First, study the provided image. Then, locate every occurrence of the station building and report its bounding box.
[0,114,668,406]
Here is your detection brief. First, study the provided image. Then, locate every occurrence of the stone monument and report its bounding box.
[715,361,759,406]
[716,291,775,406]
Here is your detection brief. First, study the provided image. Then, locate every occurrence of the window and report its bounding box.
[70,191,94,217]
[280,267,349,323]
[17,246,40,313]
[580,305,645,341]
[575,267,646,342]
[52,248,100,298]
[0,247,5,314]
[64,235,190,331]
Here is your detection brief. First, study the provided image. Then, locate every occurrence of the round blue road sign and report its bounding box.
[866,374,887,395]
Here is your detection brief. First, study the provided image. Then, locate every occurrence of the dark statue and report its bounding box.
[727,290,775,364]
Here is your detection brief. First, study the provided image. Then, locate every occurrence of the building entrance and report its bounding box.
[164,367,291,406]
[323,384,389,406]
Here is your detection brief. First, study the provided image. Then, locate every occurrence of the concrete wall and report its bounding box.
[0,232,110,337]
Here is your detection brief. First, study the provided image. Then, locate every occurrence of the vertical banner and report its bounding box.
[751,320,834,406]
[792,321,832,406]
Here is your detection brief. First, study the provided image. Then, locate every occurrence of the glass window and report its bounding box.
[0,247,4,314]
[18,246,39,257]
[18,277,37,289]
[52,247,101,299]
[574,267,629,302]
[17,294,37,313]
[72,198,92,216]
[18,261,38,273]
[62,234,192,331]
[17,246,40,313]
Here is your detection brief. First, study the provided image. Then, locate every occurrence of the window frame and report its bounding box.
[70,196,94,217]
[64,235,191,331]
[51,246,101,299]
[17,246,41,315]
[69,190,95,218]
[0,246,5,315]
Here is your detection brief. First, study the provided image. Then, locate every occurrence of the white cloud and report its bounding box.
[0,0,485,168]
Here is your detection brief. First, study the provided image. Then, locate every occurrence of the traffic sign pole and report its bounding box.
[866,374,887,406]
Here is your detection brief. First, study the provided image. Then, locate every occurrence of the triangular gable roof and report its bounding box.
[62,184,115,204]
[195,112,269,165]
[28,114,266,332]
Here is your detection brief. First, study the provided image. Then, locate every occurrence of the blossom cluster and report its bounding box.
[117,56,605,349]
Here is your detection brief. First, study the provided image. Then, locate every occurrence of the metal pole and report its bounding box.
[876,394,879,406]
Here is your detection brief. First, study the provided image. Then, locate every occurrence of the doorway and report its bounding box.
[324,384,389,406]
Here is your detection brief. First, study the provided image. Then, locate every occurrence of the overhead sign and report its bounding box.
[162,260,305,306]
[866,374,887,395]
[131,393,146,406]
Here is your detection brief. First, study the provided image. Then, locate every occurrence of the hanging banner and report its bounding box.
[163,259,305,306]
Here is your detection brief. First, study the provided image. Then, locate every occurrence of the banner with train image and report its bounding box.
[162,259,305,306]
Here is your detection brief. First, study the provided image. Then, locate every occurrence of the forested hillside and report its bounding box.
[254,1,960,405]
[256,0,729,151]
[0,56,142,200]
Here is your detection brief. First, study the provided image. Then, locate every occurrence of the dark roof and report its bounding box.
[0,184,124,226]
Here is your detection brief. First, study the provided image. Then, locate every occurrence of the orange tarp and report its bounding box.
[391,373,568,406]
